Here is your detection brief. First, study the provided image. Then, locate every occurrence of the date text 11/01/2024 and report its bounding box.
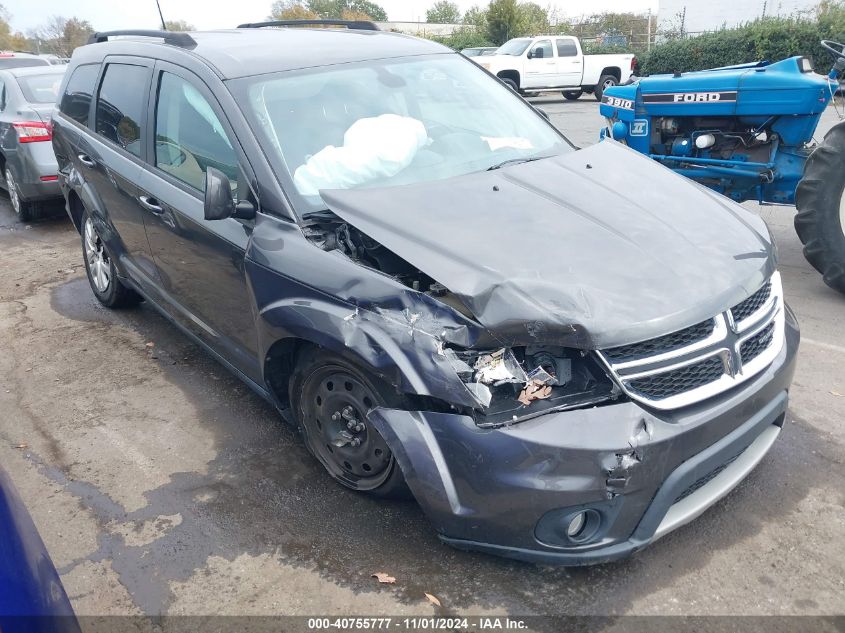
[307,617,528,630]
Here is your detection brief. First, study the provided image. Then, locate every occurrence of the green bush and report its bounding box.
[429,27,495,50]
[640,8,845,75]
[582,42,631,55]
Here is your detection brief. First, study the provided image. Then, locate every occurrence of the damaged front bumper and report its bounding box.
[366,307,799,565]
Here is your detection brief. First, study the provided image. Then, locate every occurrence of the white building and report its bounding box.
[658,0,819,33]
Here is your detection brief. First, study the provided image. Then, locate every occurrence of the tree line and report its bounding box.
[0,4,195,58]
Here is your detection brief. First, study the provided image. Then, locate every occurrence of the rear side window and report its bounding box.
[0,58,49,69]
[95,63,150,158]
[17,74,64,104]
[60,64,100,126]
[154,71,238,193]
[556,39,578,57]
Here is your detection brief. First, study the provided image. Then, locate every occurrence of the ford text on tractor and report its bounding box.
[599,40,845,294]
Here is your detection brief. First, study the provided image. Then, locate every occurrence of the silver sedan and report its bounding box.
[0,65,66,221]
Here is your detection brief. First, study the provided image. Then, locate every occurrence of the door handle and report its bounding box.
[138,195,164,214]
[77,153,95,168]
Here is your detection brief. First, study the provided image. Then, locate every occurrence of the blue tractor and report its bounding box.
[599,40,845,293]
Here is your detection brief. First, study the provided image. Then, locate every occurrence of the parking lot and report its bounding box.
[0,96,843,622]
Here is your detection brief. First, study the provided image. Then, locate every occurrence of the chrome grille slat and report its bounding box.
[596,272,784,410]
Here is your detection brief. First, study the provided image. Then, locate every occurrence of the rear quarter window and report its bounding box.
[95,63,151,158]
[60,64,100,126]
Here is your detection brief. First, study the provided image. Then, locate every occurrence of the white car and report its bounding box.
[475,36,636,101]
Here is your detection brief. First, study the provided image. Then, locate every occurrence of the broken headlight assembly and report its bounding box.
[445,345,623,427]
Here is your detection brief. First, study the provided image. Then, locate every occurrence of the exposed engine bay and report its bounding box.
[650,116,774,166]
[303,210,619,426]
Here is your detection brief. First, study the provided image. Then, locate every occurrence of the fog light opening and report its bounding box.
[562,509,602,543]
[567,512,586,538]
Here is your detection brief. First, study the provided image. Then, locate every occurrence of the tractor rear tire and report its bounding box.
[794,122,845,294]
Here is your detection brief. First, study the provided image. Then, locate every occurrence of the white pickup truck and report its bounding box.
[474,35,637,101]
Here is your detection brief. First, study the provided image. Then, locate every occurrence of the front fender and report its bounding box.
[248,261,482,410]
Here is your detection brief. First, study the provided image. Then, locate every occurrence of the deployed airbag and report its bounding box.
[293,114,428,195]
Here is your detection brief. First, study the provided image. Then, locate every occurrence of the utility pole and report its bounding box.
[647,8,652,51]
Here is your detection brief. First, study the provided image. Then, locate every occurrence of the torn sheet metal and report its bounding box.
[320,141,776,349]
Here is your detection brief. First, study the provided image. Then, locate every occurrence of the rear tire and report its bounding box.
[290,348,411,499]
[81,210,142,308]
[794,122,845,294]
[594,75,618,101]
[562,90,582,101]
[4,166,40,222]
[500,77,518,92]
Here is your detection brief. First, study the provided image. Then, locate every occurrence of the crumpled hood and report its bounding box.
[321,141,775,349]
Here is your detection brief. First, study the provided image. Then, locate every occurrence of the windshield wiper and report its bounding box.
[486,155,550,171]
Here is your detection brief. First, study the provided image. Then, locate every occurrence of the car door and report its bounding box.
[75,57,161,288]
[136,61,260,380]
[523,39,556,88]
[555,38,583,87]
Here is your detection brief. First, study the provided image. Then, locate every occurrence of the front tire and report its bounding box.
[81,210,141,308]
[795,122,845,294]
[594,75,618,101]
[4,166,40,222]
[290,348,410,498]
[562,90,583,101]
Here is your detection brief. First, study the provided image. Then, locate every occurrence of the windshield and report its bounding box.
[17,72,64,103]
[234,54,572,215]
[497,39,532,56]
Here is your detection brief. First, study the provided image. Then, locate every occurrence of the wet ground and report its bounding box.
[0,100,843,624]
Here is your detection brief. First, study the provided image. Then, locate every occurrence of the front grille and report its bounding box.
[740,322,775,364]
[731,281,771,323]
[628,356,725,400]
[673,448,745,503]
[602,319,715,362]
[598,273,783,410]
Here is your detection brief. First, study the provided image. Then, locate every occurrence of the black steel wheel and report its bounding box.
[290,349,409,498]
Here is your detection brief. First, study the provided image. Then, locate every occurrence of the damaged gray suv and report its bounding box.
[53,22,799,565]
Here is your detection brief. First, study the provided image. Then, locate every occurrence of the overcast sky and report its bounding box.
[6,0,660,32]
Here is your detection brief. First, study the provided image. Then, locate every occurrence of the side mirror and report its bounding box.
[530,48,544,59]
[204,166,255,221]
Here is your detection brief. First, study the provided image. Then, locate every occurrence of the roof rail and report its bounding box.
[87,30,197,48]
[237,19,380,31]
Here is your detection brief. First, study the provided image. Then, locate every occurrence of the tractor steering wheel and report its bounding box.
[821,40,845,59]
